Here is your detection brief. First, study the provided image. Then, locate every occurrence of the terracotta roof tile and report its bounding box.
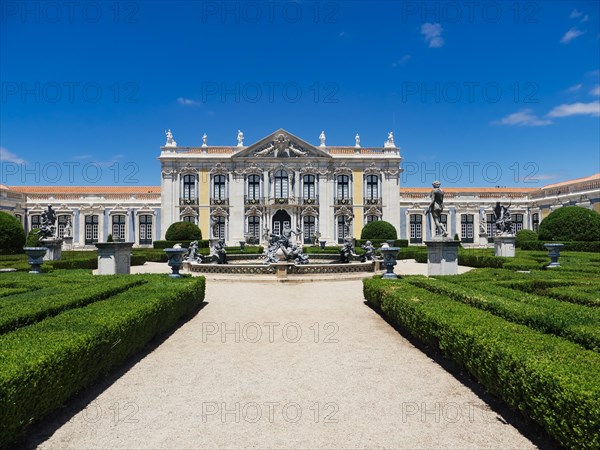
[540,173,600,189]
[400,187,537,193]
[10,186,160,194]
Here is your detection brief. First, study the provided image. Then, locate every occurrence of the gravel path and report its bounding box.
[37,280,535,449]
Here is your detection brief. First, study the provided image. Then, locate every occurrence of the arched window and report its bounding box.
[213,175,226,200]
[366,175,378,201]
[247,175,261,201]
[139,215,153,245]
[274,170,288,199]
[183,175,196,201]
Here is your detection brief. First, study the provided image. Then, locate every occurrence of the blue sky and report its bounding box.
[1,0,599,188]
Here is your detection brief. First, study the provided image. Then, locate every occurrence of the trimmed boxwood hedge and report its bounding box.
[538,206,600,242]
[153,240,210,249]
[363,278,600,449]
[0,212,25,254]
[519,240,600,252]
[360,220,398,240]
[0,274,206,446]
[165,221,202,241]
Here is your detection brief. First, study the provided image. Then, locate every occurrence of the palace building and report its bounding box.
[1,129,599,248]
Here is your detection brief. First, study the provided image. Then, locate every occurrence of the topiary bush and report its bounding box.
[25,230,41,247]
[0,212,26,254]
[516,229,538,247]
[165,221,202,241]
[360,220,397,240]
[538,206,600,242]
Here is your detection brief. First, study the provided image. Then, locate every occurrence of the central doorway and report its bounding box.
[272,209,291,236]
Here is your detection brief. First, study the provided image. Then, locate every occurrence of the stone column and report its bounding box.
[229,172,244,246]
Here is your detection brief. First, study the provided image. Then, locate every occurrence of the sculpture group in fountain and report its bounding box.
[340,237,357,263]
[37,205,57,240]
[263,224,309,265]
[165,129,177,147]
[360,241,377,262]
[213,239,227,264]
[494,202,514,235]
[185,240,204,263]
[427,181,448,238]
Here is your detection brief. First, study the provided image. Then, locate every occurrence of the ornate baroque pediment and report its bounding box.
[179,163,197,175]
[301,206,319,217]
[334,205,354,217]
[232,129,332,159]
[210,206,229,217]
[210,163,229,176]
[333,162,353,177]
[180,206,198,217]
[245,206,263,216]
[364,206,383,217]
[364,162,382,176]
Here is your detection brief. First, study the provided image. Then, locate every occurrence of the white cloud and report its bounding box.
[0,147,26,164]
[566,83,582,93]
[338,31,346,37]
[177,97,199,106]
[590,85,600,96]
[570,9,583,19]
[420,23,444,48]
[392,54,411,67]
[581,15,589,23]
[493,109,552,127]
[560,27,585,43]
[547,101,600,117]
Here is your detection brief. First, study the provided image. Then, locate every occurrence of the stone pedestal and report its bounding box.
[96,242,134,275]
[494,235,516,257]
[271,262,289,279]
[478,233,488,247]
[63,236,73,251]
[40,238,63,261]
[425,239,460,276]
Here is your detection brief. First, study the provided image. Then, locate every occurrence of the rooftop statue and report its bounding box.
[319,130,326,147]
[428,180,448,238]
[355,133,360,148]
[165,129,177,147]
[202,133,208,147]
[237,130,244,147]
[384,131,395,148]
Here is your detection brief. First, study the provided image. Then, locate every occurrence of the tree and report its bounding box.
[360,220,397,240]
[0,212,26,253]
[538,206,600,242]
[165,221,202,241]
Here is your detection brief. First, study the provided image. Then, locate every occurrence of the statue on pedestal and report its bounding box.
[428,181,448,238]
[38,205,57,240]
[185,240,203,263]
[237,130,244,147]
[355,134,360,148]
[384,131,395,148]
[494,202,514,235]
[165,129,177,147]
[202,133,208,147]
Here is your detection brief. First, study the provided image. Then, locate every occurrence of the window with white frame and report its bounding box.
[487,213,495,240]
[139,215,153,245]
[183,175,196,201]
[461,214,474,243]
[247,216,260,240]
[182,215,196,224]
[214,216,226,239]
[85,215,99,244]
[57,215,70,238]
[435,214,448,236]
[366,215,379,223]
[512,213,524,232]
[365,175,378,201]
[247,175,260,200]
[303,216,316,244]
[213,175,226,200]
[410,214,422,243]
[532,213,539,232]
[303,175,316,200]
[274,170,288,199]
[336,175,350,201]
[31,215,41,230]
[337,216,350,243]
[112,215,126,240]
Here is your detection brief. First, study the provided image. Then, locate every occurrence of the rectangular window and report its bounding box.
[461,214,474,243]
[532,213,539,232]
[303,175,315,200]
[215,216,226,240]
[213,175,226,200]
[366,175,378,201]
[183,175,196,201]
[435,214,448,236]
[31,215,41,230]
[112,215,126,240]
[512,214,524,232]
[85,215,99,245]
[336,175,350,201]
[248,175,260,200]
[486,213,495,241]
[410,214,422,244]
[247,216,260,239]
[183,215,196,224]
[139,215,153,245]
[337,217,349,244]
[57,215,69,238]
[303,216,316,244]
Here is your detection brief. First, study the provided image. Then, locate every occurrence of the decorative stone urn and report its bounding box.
[379,245,400,279]
[239,241,246,252]
[544,243,564,268]
[24,247,48,274]
[319,240,326,250]
[165,247,188,278]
